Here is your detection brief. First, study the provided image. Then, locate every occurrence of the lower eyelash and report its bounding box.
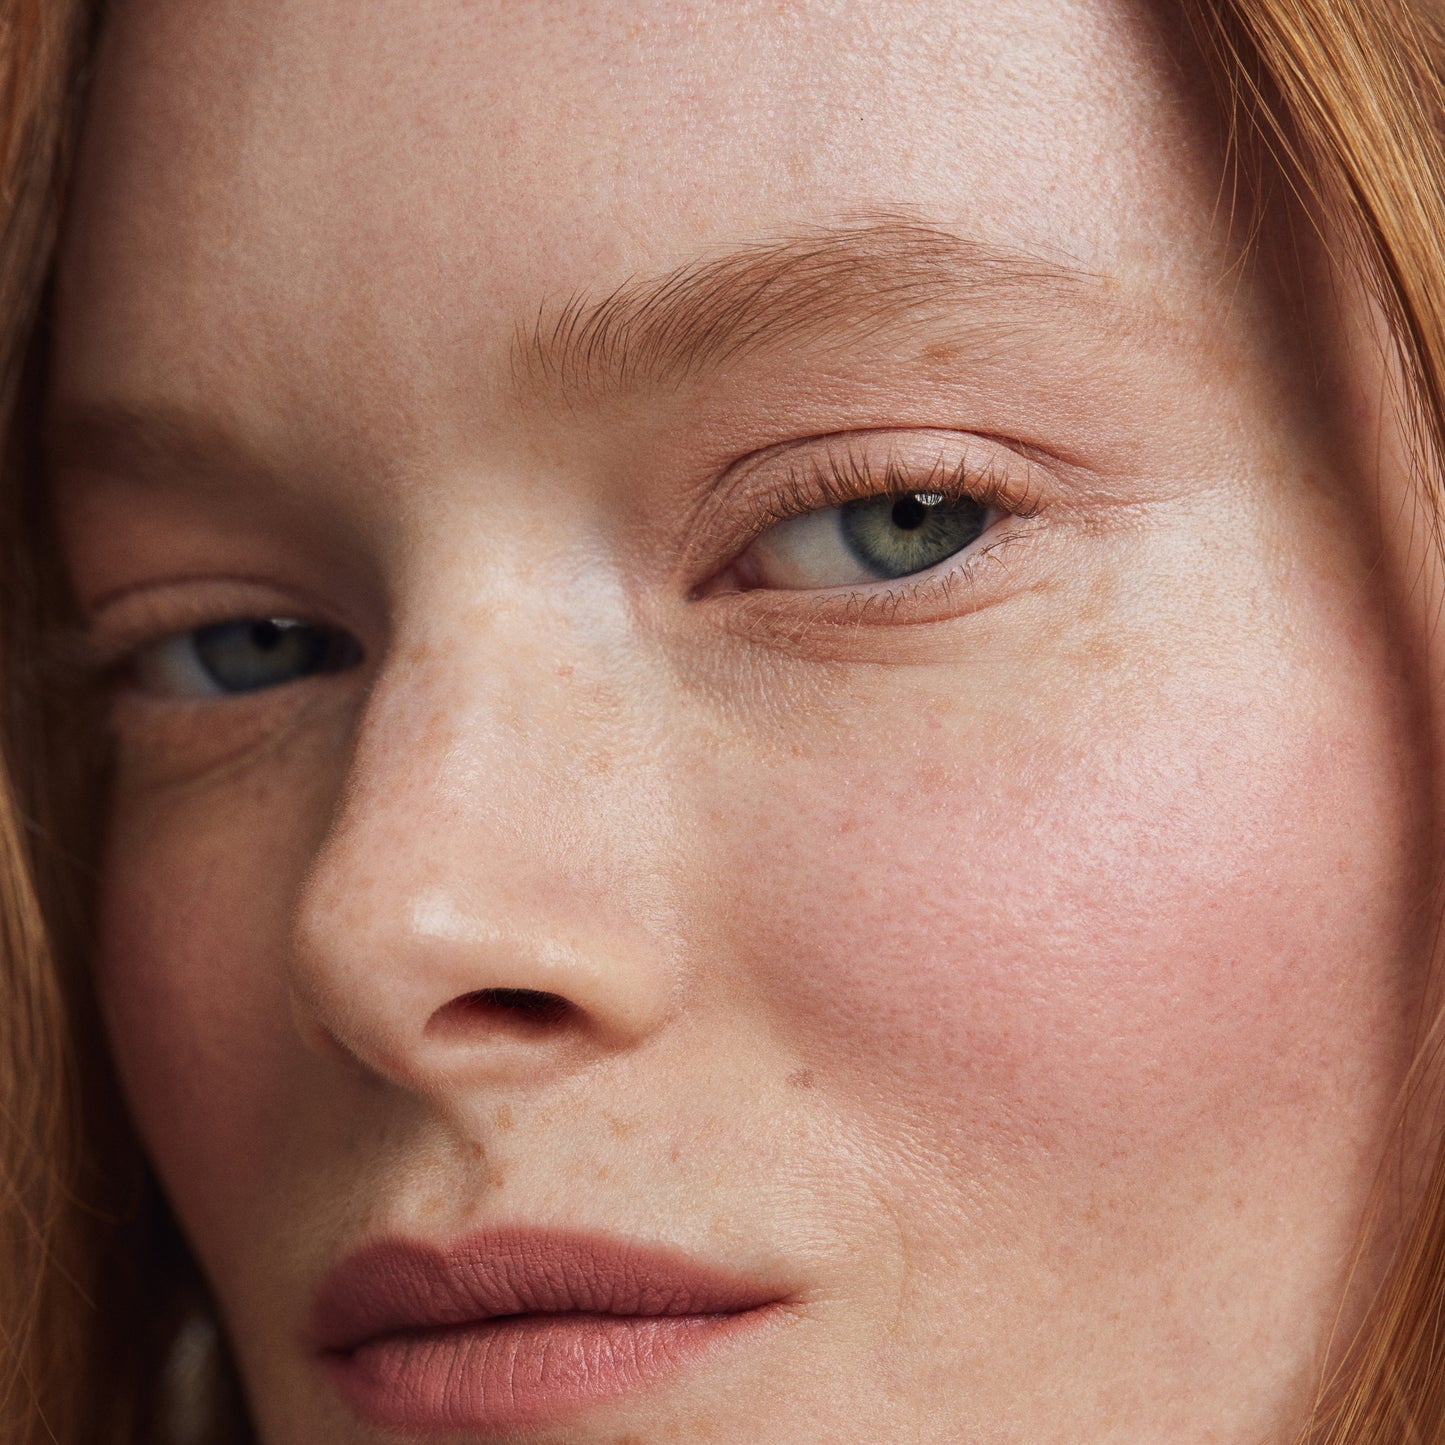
[719,522,1036,638]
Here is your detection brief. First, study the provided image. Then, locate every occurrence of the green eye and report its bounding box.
[134,618,364,698]
[739,491,994,590]
[837,492,989,580]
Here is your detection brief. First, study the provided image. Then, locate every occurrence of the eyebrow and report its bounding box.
[49,218,1108,478]
[513,216,1102,397]
[45,398,277,487]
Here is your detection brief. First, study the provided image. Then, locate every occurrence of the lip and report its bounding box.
[313,1227,790,1433]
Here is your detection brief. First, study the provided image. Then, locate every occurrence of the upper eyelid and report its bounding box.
[728,429,1046,518]
[79,577,368,670]
[680,428,1051,582]
[778,448,1040,524]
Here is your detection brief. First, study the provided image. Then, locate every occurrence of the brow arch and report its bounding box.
[514,216,1097,397]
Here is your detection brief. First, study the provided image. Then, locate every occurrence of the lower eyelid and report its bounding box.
[705,520,1036,637]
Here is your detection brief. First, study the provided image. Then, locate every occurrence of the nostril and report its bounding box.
[427,987,575,1036]
[471,988,572,1023]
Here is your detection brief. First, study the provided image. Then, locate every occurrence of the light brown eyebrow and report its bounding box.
[49,220,1107,480]
[514,217,1101,397]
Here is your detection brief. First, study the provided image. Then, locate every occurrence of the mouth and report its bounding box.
[312,1227,790,1433]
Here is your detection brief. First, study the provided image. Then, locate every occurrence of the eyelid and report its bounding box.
[686,427,1049,595]
[79,575,369,674]
[761,435,1042,533]
[701,523,1040,652]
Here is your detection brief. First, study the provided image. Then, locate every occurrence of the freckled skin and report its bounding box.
[48,0,1444,1442]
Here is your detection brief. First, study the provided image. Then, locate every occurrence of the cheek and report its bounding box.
[92,759,333,1255]
[712,646,1426,1177]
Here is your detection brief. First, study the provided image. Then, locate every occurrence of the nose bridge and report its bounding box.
[289,592,682,1095]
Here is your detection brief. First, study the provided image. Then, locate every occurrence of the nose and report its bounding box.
[288,613,681,1099]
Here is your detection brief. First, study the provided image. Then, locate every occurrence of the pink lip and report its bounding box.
[313,1228,789,1433]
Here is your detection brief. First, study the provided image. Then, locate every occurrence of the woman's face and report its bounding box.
[49,0,1441,1439]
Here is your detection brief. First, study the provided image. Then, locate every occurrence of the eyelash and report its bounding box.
[83,436,1043,709]
[754,445,1040,535]
[705,436,1045,621]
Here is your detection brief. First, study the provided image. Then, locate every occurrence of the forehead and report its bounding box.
[57,0,1228,423]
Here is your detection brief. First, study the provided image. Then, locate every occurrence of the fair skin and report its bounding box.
[46,0,1444,1440]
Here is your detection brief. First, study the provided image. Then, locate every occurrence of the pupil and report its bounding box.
[252,620,288,651]
[891,495,930,531]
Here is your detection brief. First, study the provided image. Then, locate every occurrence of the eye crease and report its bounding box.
[130,617,364,699]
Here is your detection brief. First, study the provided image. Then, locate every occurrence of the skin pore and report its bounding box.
[44,0,1444,1440]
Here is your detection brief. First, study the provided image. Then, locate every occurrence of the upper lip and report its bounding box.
[312,1227,788,1354]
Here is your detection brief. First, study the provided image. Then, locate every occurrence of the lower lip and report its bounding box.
[323,1308,774,1432]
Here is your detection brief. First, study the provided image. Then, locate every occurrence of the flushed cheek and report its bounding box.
[91,755,341,1269]
[718,662,1424,1174]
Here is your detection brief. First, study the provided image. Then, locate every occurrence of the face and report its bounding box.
[49,0,1442,1440]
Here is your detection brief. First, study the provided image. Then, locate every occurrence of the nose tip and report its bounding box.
[289,878,676,1097]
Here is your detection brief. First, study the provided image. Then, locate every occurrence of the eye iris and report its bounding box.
[191,618,361,694]
[839,492,988,580]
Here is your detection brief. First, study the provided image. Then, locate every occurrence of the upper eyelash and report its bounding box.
[76,575,364,675]
[743,442,1043,539]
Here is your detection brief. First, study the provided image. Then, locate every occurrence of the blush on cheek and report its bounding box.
[93,830,298,1258]
[724,671,1425,1180]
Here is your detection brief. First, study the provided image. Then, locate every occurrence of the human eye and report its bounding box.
[702,430,1042,609]
[736,488,998,590]
[128,617,364,699]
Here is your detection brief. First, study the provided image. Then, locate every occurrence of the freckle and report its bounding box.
[596,1165,610,1182]
[421,1195,444,1216]
[462,598,499,630]
[1083,632,1122,666]
[788,1069,816,1090]
[917,339,964,379]
[916,763,948,792]
[556,663,574,679]
[488,1167,506,1189]
[669,1146,681,1163]
[607,1114,635,1139]
[493,1105,514,1132]
[470,1141,483,1159]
